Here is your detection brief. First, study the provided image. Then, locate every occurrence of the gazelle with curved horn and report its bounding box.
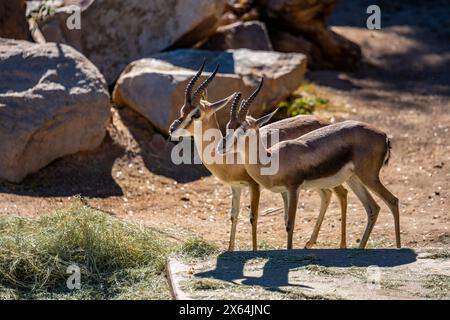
[170,64,380,250]
[218,81,401,249]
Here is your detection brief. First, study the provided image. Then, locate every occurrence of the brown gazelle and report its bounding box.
[170,62,380,250]
[218,81,401,249]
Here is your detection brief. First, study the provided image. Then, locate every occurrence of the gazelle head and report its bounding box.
[169,61,236,139]
[218,79,278,155]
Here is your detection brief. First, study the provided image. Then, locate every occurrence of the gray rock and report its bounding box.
[256,0,362,71]
[0,39,111,183]
[202,21,273,51]
[112,49,307,134]
[38,0,227,85]
[269,29,323,69]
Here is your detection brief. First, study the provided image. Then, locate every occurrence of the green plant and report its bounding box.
[27,0,59,21]
[276,85,329,118]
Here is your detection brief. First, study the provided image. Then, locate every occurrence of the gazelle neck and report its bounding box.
[192,113,221,162]
[240,129,271,166]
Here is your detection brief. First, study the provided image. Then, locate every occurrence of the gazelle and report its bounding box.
[169,62,380,250]
[218,82,401,249]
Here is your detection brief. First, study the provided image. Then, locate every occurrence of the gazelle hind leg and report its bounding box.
[305,189,332,249]
[286,188,299,250]
[228,186,242,251]
[357,175,401,248]
[249,183,260,251]
[346,175,381,249]
[281,192,288,228]
[333,185,348,249]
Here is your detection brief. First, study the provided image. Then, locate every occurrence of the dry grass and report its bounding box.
[0,203,174,299]
[419,250,450,260]
[180,238,219,260]
[184,278,231,291]
[423,274,450,299]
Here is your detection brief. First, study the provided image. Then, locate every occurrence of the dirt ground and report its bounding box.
[0,2,449,251]
[169,248,450,300]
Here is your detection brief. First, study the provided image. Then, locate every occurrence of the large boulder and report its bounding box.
[257,0,361,70]
[0,39,111,183]
[269,29,323,69]
[0,0,32,41]
[37,0,227,85]
[112,49,307,134]
[221,0,362,71]
[36,1,92,52]
[201,21,273,51]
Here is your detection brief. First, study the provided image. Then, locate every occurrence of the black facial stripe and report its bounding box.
[176,108,198,130]
[169,119,182,134]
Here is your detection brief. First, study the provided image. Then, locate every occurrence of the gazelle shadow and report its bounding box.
[196,249,417,291]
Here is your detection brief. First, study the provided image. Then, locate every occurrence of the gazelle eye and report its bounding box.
[191,109,201,119]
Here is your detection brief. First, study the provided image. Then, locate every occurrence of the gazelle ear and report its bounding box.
[255,109,279,127]
[207,92,238,113]
[201,89,208,101]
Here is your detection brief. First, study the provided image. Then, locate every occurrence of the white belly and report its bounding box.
[301,162,355,190]
[229,180,250,188]
[269,186,289,193]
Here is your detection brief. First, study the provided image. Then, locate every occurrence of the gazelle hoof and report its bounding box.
[304,241,315,249]
[339,243,347,249]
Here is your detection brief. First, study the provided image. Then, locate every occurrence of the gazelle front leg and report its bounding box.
[286,188,299,250]
[304,189,332,249]
[281,192,289,228]
[228,186,242,251]
[249,182,260,251]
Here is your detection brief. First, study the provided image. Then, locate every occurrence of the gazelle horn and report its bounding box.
[192,64,220,106]
[185,60,205,108]
[230,92,242,122]
[238,78,264,121]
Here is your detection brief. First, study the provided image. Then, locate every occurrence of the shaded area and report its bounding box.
[0,106,211,198]
[0,0,32,41]
[197,249,417,290]
[115,107,210,183]
[315,0,450,97]
[329,0,450,36]
[306,71,362,91]
[0,132,124,198]
[153,49,236,74]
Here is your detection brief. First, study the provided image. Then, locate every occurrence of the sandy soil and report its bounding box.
[0,2,449,251]
[169,248,450,300]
